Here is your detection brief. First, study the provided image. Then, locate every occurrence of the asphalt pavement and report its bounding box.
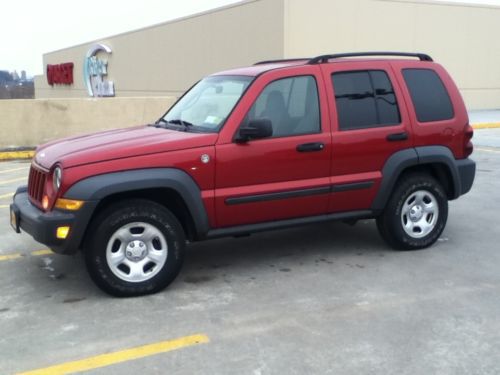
[0,130,499,375]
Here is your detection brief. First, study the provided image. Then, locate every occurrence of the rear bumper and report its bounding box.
[456,158,476,196]
[10,186,97,255]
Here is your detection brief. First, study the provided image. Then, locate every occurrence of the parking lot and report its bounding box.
[1,130,500,375]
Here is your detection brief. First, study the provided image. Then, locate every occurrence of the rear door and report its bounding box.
[321,61,413,212]
[214,65,332,227]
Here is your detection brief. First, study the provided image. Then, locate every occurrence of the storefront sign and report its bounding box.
[47,63,74,85]
[83,44,115,97]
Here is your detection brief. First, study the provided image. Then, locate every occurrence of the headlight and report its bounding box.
[53,166,63,191]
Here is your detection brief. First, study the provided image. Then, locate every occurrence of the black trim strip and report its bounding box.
[225,180,374,205]
[225,186,331,205]
[332,181,374,193]
[206,210,375,239]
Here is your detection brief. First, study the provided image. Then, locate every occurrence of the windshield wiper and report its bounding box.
[149,118,169,128]
[167,119,195,130]
[150,118,194,131]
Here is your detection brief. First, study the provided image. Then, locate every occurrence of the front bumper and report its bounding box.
[10,186,97,254]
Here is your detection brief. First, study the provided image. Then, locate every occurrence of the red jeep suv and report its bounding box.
[10,52,475,296]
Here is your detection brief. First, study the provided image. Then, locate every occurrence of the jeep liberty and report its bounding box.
[10,52,476,296]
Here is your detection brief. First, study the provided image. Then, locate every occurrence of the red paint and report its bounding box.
[47,63,74,85]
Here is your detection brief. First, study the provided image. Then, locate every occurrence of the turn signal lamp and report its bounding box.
[42,195,49,210]
[56,226,70,239]
[55,198,84,211]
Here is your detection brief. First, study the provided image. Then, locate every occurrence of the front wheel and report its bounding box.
[84,199,185,297]
[376,173,448,250]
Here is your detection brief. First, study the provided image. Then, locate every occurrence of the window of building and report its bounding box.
[403,69,454,123]
[332,70,400,131]
[243,75,320,137]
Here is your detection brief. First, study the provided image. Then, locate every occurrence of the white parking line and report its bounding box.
[0,177,26,185]
[476,147,500,154]
[0,166,30,174]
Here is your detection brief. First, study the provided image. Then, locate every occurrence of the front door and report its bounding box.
[214,66,332,227]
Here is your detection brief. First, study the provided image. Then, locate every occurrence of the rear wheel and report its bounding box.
[84,199,185,297]
[376,173,448,250]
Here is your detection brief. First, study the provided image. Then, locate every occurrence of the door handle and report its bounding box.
[296,142,325,152]
[386,132,408,142]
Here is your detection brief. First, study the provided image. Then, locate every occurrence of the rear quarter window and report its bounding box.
[402,68,454,122]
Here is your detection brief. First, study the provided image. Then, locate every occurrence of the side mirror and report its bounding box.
[236,119,273,143]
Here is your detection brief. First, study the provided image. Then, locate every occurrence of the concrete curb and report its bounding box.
[0,122,499,161]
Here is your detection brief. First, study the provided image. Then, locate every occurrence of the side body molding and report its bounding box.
[64,168,210,237]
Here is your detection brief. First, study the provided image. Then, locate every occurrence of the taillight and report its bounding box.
[464,123,474,158]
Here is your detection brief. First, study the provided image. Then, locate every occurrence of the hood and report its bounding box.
[35,125,218,169]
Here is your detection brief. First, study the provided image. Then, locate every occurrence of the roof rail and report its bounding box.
[308,52,433,64]
[254,58,310,65]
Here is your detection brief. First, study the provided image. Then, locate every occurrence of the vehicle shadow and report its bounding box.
[182,219,387,276]
[23,219,388,298]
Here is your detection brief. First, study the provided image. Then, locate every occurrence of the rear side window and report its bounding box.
[403,69,454,122]
[332,70,400,131]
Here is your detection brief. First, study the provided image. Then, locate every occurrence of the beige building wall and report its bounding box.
[0,97,175,148]
[36,0,500,110]
[36,0,284,99]
[284,0,500,110]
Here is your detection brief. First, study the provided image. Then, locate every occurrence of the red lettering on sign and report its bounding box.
[47,63,74,85]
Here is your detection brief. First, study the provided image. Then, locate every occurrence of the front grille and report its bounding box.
[28,165,48,205]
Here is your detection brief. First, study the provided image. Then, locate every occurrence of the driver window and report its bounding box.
[242,75,320,138]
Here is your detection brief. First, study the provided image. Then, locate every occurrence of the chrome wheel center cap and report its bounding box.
[125,240,147,261]
[409,205,423,221]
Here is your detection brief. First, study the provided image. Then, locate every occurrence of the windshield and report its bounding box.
[161,75,253,132]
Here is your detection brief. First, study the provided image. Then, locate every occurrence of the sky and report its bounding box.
[0,0,240,75]
[1,0,499,76]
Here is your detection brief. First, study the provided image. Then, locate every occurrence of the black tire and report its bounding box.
[376,173,448,250]
[84,199,185,297]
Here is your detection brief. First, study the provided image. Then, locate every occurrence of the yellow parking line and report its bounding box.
[0,253,23,261]
[17,334,210,375]
[0,150,34,161]
[0,177,26,185]
[0,205,8,209]
[0,166,29,174]
[31,249,53,256]
[0,249,53,262]
[472,122,500,129]
[0,192,14,199]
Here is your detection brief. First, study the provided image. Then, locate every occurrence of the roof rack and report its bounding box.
[308,52,433,64]
[254,58,310,65]
[254,52,433,66]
